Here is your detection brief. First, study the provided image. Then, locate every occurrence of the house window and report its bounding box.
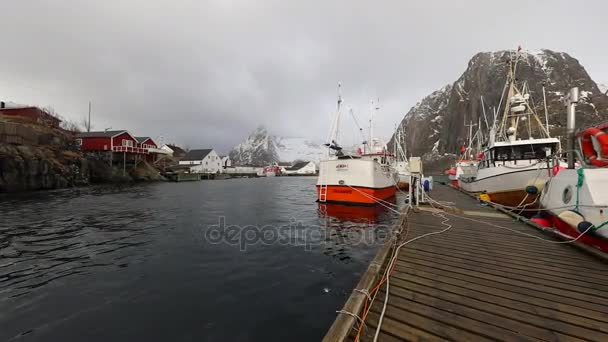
[75,138,82,146]
[122,140,133,147]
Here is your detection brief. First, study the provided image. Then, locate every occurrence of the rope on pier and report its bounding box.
[335,310,366,331]
[354,288,372,301]
[371,199,453,342]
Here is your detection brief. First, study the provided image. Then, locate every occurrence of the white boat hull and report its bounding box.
[459,162,551,207]
[539,168,608,253]
[317,159,397,205]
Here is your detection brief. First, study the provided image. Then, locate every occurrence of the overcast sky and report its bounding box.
[1,0,606,153]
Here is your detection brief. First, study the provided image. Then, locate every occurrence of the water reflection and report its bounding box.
[317,199,396,224]
[316,199,399,264]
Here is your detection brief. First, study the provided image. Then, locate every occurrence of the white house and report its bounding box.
[283,161,317,175]
[220,155,232,169]
[159,144,174,156]
[179,149,223,173]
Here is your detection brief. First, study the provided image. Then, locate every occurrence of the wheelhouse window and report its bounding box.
[481,142,558,168]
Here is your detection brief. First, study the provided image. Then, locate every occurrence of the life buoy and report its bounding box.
[580,127,608,167]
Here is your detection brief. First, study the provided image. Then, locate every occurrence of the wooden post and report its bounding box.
[123,152,126,176]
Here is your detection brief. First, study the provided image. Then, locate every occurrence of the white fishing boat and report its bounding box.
[448,121,481,187]
[459,48,561,207]
[538,90,608,254]
[317,86,397,206]
[392,125,410,190]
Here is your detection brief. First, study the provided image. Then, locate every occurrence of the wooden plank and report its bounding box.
[384,277,608,340]
[409,236,606,273]
[403,241,608,283]
[397,249,608,295]
[368,303,497,341]
[378,287,586,341]
[392,264,608,323]
[406,218,595,261]
[358,311,443,342]
[369,297,541,341]
[394,258,608,312]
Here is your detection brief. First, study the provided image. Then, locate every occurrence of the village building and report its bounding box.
[159,144,175,156]
[135,137,171,162]
[0,102,61,128]
[167,144,187,158]
[76,130,167,166]
[220,155,232,169]
[283,161,317,175]
[179,149,223,173]
[77,130,145,154]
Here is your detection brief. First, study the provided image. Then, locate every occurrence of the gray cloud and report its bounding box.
[1,0,606,153]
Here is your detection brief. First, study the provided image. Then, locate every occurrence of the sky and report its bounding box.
[1,0,607,153]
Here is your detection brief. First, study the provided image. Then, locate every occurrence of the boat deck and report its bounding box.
[324,183,608,342]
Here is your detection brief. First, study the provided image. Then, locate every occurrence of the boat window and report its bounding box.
[491,143,557,162]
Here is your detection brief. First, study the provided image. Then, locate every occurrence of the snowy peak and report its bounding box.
[599,83,608,95]
[229,126,326,166]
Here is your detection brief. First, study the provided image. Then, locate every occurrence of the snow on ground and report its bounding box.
[599,83,608,94]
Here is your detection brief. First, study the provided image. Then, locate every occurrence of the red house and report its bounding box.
[76,130,148,154]
[135,136,158,149]
[135,136,159,162]
[0,104,61,128]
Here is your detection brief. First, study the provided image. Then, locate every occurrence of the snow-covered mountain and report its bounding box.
[390,49,608,159]
[229,126,327,166]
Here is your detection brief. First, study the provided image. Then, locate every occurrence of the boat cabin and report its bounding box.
[479,138,560,169]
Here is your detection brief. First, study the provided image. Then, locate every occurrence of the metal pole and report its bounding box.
[566,87,579,169]
[88,101,91,132]
[542,84,549,134]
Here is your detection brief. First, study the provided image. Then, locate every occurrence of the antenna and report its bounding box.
[87,101,92,132]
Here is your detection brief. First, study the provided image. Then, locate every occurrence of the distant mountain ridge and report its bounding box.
[390,49,608,158]
[229,126,326,166]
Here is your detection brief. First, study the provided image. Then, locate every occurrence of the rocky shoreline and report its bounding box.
[0,120,165,193]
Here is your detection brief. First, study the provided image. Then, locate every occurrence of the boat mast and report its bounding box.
[335,83,342,146]
[325,82,343,157]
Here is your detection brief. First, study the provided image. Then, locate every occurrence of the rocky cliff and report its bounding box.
[391,49,608,158]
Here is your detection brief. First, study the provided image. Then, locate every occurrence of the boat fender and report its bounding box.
[530,214,552,228]
[479,193,491,202]
[577,221,595,235]
[423,180,430,192]
[558,210,585,229]
[525,185,539,195]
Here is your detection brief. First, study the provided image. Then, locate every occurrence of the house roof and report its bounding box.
[76,130,128,138]
[286,161,311,171]
[182,149,213,161]
[135,136,157,146]
[167,144,186,155]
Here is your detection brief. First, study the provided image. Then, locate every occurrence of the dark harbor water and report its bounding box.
[0,177,401,341]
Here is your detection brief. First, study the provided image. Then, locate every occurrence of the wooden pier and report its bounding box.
[324,183,608,342]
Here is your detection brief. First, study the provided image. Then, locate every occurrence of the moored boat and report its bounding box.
[459,48,561,207]
[392,125,410,190]
[539,92,608,253]
[317,86,397,206]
